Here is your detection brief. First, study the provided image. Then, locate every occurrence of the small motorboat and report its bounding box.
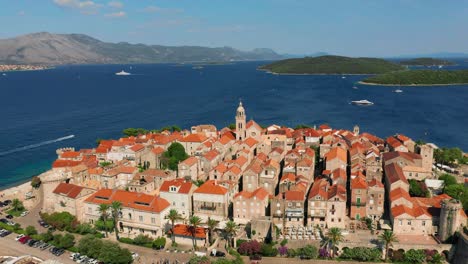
[352,86,358,89]
[351,99,374,106]
[394,89,403,93]
[115,70,131,76]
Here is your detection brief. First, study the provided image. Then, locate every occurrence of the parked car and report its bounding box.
[0,230,11,237]
[27,239,37,247]
[18,236,32,244]
[5,215,13,219]
[20,211,29,217]
[0,218,8,224]
[131,252,139,260]
[15,234,25,241]
[3,200,12,205]
[6,221,15,226]
[210,251,226,257]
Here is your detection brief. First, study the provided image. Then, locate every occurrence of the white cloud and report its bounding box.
[108,1,123,9]
[18,10,26,16]
[142,5,182,14]
[53,0,102,14]
[104,11,126,18]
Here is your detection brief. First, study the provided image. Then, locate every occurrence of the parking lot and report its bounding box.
[0,231,75,264]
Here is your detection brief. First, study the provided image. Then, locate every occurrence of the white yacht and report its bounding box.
[352,86,358,89]
[394,89,403,93]
[351,99,374,106]
[115,70,131,76]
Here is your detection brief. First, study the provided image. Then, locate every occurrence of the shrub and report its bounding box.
[287,248,297,258]
[339,247,381,262]
[280,238,288,246]
[31,176,41,188]
[40,211,76,231]
[278,246,288,256]
[319,247,330,258]
[118,237,134,245]
[297,245,318,259]
[236,239,247,247]
[152,237,166,249]
[25,225,38,236]
[404,249,426,264]
[133,234,153,246]
[238,240,261,256]
[261,243,278,257]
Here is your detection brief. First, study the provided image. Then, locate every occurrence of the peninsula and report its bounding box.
[361,69,468,86]
[399,57,455,66]
[258,55,405,74]
[0,64,49,72]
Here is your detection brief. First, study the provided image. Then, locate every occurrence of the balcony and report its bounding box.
[200,205,217,211]
[351,202,366,206]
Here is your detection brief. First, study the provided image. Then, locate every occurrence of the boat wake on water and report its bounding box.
[0,135,75,156]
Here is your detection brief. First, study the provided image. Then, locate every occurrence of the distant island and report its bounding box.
[360,70,468,86]
[0,64,49,72]
[258,55,405,74]
[0,32,284,65]
[399,57,455,66]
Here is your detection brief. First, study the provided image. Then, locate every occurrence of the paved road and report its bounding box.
[0,232,75,264]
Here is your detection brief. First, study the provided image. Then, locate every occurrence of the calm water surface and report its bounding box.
[0,61,467,188]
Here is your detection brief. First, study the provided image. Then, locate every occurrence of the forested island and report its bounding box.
[361,70,468,86]
[399,57,455,66]
[259,55,404,74]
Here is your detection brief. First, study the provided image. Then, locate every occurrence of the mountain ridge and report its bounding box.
[0,32,284,65]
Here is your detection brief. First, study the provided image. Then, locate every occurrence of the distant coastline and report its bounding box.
[358,81,468,87]
[259,68,373,76]
[0,64,52,73]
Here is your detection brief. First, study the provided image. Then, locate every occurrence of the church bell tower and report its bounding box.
[236,101,246,141]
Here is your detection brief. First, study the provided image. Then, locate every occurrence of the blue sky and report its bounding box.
[1,0,467,56]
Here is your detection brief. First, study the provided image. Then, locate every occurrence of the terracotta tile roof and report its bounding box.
[360,133,383,144]
[130,144,145,152]
[213,163,228,174]
[256,153,268,162]
[61,151,81,159]
[85,189,170,213]
[234,187,269,200]
[228,165,242,175]
[234,155,248,167]
[119,166,137,174]
[325,147,347,163]
[152,147,165,155]
[170,224,206,239]
[297,158,313,167]
[246,120,262,130]
[280,173,296,183]
[181,133,207,143]
[95,145,110,154]
[304,129,321,137]
[284,190,305,201]
[328,184,347,201]
[384,163,409,185]
[368,178,384,188]
[53,183,85,199]
[203,149,219,161]
[219,135,234,145]
[319,124,331,130]
[396,134,411,143]
[243,137,258,148]
[390,187,411,202]
[194,180,228,195]
[412,194,452,209]
[88,167,104,175]
[140,169,170,178]
[387,136,403,148]
[382,151,422,164]
[246,159,264,174]
[391,204,431,218]
[264,159,280,170]
[52,160,82,168]
[351,176,368,189]
[181,156,198,166]
[159,178,193,194]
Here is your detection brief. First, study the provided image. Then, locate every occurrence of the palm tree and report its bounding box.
[206,217,219,245]
[379,230,398,261]
[325,227,344,258]
[110,201,122,240]
[166,209,183,243]
[98,204,110,237]
[224,220,238,248]
[188,215,202,250]
[11,199,24,212]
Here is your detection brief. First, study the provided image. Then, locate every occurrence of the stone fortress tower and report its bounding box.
[418,144,434,172]
[236,101,246,141]
[439,199,463,242]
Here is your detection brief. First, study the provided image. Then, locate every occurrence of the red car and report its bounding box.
[18,236,31,244]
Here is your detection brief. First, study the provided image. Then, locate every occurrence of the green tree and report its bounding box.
[261,243,278,257]
[166,209,183,243]
[98,241,133,264]
[188,215,202,250]
[444,184,465,200]
[152,237,166,249]
[25,225,38,236]
[59,233,76,249]
[206,217,219,245]
[40,212,76,230]
[133,234,153,246]
[188,256,211,264]
[379,230,399,261]
[228,124,236,130]
[98,204,110,237]
[324,227,344,258]
[439,174,457,186]
[224,220,239,248]
[41,231,54,242]
[78,235,104,259]
[111,201,122,240]
[298,245,318,259]
[409,179,427,197]
[161,142,189,171]
[31,176,41,188]
[11,198,24,212]
[122,128,148,137]
[404,249,426,263]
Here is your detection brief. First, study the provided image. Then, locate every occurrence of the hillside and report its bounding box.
[361,70,468,86]
[399,58,454,66]
[0,32,283,65]
[259,55,405,74]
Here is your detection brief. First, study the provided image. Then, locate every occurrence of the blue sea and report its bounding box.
[1,61,467,189]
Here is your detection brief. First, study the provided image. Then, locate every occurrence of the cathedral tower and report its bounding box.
[236,101,246,141]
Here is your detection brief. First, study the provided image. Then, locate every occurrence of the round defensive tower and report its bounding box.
[439,198,462,242]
